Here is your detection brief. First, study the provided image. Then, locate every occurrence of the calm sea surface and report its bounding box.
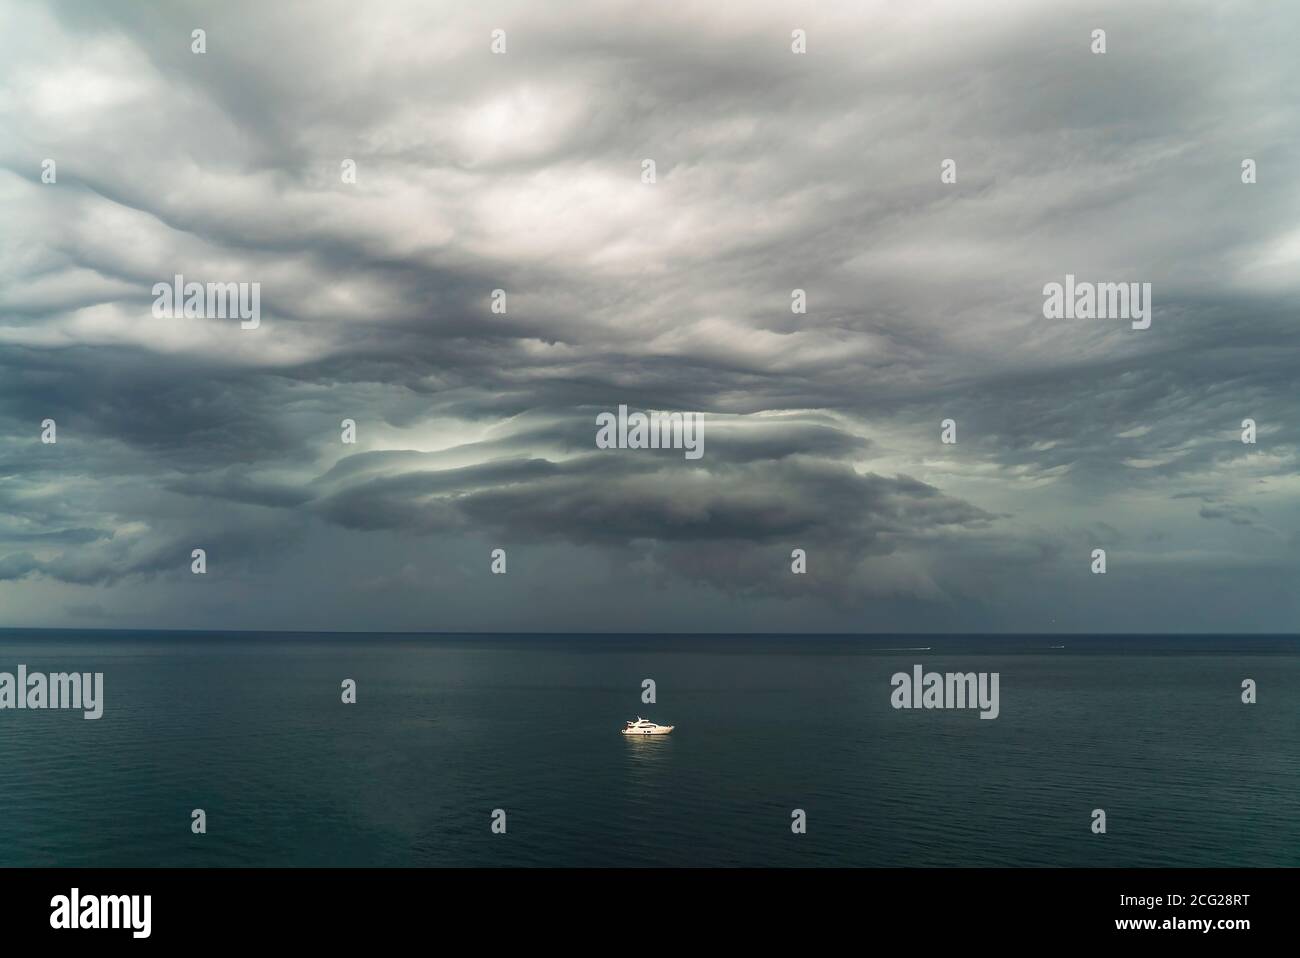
[0,632,1296,867]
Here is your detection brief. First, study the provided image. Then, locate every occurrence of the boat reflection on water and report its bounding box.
[621,717,675,788]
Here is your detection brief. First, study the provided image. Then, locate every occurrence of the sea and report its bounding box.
[0,631,1296,867]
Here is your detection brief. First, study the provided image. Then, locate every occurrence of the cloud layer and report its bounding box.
[1,0,1297,632]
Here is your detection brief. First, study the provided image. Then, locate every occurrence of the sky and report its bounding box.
[0,0,1297,633]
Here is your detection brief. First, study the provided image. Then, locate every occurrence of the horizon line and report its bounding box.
[0,628,1297,638]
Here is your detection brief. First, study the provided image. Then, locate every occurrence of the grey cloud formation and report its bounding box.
[0,0,1297,632]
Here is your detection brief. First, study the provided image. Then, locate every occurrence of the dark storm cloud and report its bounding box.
[0,0,1297,630]
[12,519,302,586]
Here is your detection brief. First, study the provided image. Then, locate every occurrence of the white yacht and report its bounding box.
[621,716,674,735]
